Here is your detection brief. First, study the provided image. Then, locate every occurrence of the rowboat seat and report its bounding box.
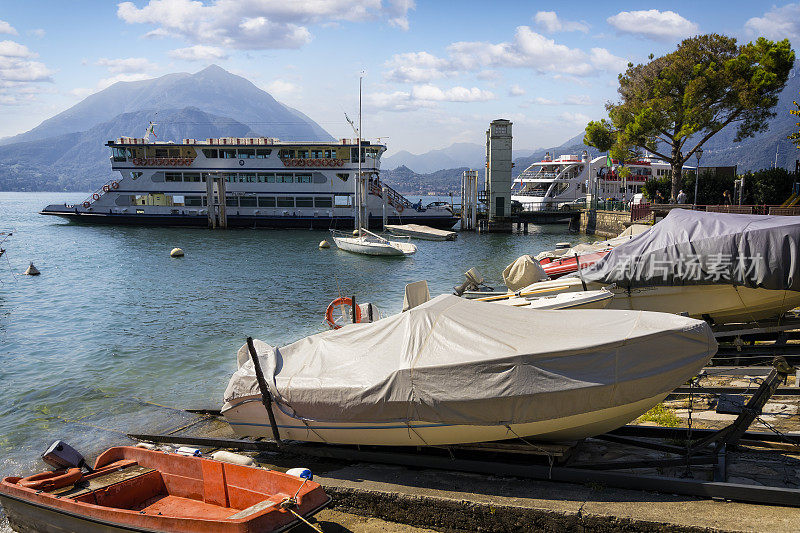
[51,460,152,498]
[227,498,279,519]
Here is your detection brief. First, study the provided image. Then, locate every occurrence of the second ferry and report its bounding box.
[41,135,458,230]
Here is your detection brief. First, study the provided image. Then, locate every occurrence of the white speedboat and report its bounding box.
[222,295,716,446]
[331,228,416,256]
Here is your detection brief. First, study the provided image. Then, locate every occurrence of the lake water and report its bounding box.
[0,191,597,525]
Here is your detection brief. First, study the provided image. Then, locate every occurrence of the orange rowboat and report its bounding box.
[0,446,330,533]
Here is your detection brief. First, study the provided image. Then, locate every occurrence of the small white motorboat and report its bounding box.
[222,295,716,446]
[331,228,417,256]
[385,223,457,241]
[482,286,614,310]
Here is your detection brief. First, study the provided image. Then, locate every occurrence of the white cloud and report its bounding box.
[607,10,698,42]
[560,112,590,125]
[96,57,158,74]
[384,26,623,83]
[266,79,298,96]
[410,84,494,102]
[169,45,229,62]
[117,0,414,50]
[589,47,628,73]
[564,94,592,105]
[0,39,53,106]
[508,84,525,96]
[745,4,800,41]
[0,20,17,36]
[28,28,45,38]
[534,97,558,105]
[534,11,588,33]
[366,84,495,112]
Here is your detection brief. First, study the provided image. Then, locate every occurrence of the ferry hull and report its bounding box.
[40,208,459,230]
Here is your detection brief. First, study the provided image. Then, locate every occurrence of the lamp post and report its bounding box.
[693,148,703,210]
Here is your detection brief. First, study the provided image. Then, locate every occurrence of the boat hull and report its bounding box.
[505,278,800,325]
[40,208,459,231]
[332,236,415,256]
[222,391,670,446]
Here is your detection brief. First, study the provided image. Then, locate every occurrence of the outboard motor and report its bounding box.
[453,268,493,296]
[42,440,93,472]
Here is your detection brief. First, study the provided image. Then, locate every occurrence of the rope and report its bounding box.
[280,479,323,533]
[504,424,555,479]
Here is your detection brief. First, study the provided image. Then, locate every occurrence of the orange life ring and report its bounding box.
[111,181,119,189]
[397,203,404,213]
[183,158,191,166]
[298,159,306,167]
[82,201,90,208]
[92,193,100,201]
[325,297,362,329]
[337,159,344,166]
[102,185,110,192]
[168,158,176,166]
[18,468,82,491]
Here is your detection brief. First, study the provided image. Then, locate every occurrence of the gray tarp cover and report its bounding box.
[224,295,716,426]
[576,209,800,290]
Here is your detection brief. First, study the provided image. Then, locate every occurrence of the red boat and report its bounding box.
[538,250,610,279]
[0,446,330,533]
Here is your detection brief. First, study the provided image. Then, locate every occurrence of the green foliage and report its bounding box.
[584,120,615,152]
[740,167,796,204]
[654,166,797,205]
[790,95,800,148]
[599,34,794,200]
[637,403,680,427]
[642,177,672,201]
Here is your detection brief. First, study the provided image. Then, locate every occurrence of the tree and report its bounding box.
[585,34,794,201]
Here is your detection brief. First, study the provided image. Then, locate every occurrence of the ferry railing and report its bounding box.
[78,178,120,208]
[369,181,413,210]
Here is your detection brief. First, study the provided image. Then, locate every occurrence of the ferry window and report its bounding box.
[112,147,127,162]
[172,195,185,206]
[226,196,238,207]
[184,172,201,182]
[296,150,309,159]
[129,171,142,180]
[239,196,257,207]
[220,148,237,159]
[324,149,335,158]
[295,197,313,207]
[277,197,294,207]
[257,173,273,183]
[278,149,294,159]
[295,174,312,183]
[223,173,235,182]
[202,149,218,158]
[155,148,169,157]
[255,149,271,158]
[336,173,349,182]
[238,148,255,159]
[277,174,293,183]
[165,172,182,182]
[266,175,276,183]
[168,148,180,158]
[240,173,256,183]
[258,196,276,207]
[581,183,587,193]
[185,196,203,206]
[334,195,352,207]
[350,147,364,163]
[315,197,333,208]
[311,149,323,159]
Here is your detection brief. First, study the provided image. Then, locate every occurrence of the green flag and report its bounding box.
[606,154,612,167]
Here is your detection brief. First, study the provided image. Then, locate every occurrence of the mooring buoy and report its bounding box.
[319,240,330,248]
[24,262,40,276]
[170,248,184,258]
[352,230,359,236]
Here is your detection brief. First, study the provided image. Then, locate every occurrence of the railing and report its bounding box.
[81,178,120,207]
[368,181,412,210]
[630,203,652,222]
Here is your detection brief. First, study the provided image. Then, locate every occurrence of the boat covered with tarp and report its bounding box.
[222,294,716,445]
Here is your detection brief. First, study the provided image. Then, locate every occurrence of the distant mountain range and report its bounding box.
[0,65,332,191]
[1,62,798,193]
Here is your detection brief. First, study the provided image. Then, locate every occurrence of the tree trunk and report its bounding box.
[670,144,683,202]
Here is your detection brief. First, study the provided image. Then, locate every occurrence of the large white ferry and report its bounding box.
[41,136,457,229]
[512,151,675,211]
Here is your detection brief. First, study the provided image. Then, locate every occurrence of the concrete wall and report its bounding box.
[578,209,642,237]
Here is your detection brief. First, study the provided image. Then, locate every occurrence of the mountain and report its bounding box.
[2,65,331,146]
[383,142,534,173]
[0,107,261,191]
[0,65,333,191]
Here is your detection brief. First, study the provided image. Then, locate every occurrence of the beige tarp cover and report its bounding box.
[224,295,716,426]
[503,254,548,290]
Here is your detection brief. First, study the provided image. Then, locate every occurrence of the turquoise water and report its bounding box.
[0,192,596,483]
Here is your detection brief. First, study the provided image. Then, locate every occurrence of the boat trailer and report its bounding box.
[133,357,800,509]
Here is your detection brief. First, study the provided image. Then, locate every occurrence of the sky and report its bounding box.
[0,1,799,156]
